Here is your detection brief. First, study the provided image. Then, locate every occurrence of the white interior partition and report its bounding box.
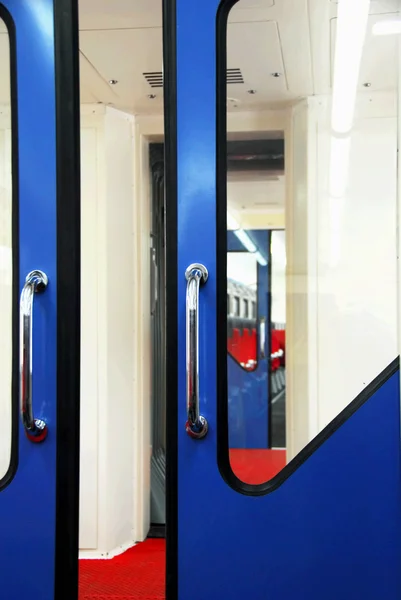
[286,91,398,460]
[79,105,135,557]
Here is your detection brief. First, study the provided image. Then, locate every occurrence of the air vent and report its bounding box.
[227,68,244,84]
[143,72,163,88]
[143,68,244,88]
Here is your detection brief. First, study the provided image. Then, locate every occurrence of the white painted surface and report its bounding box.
[131,120,153,543]
[285,100,319,460]
[227,177,285,229]
[79,127,99,549]
[315,96,397,431]
[100,107,134,552]
[75,1,400,114]
[287,91,398,459]
[79,106,136,554]
[80,109,134,554]
[271,230,286,324]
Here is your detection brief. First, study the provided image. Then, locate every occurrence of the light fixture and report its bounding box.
[247,89,257,95]
[254,251,267,266]
[227,212,267,265]
[108,79,118,85]
[372,19,401,36]
[234,231,268,266]
[331,0,370,134]
[234,229,257,253]
[271,72,282,78]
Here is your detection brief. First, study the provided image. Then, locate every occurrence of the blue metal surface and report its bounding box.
[227,231,270,449]
[176,1,401,598]
[1,2,57,599]
[227,355,268,448]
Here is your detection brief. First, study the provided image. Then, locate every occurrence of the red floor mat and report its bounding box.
[79,539,165,600]
[79,450,286,598]
[229,448,286,484]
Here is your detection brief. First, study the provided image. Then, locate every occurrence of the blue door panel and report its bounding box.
[228,355,268,448]
[227,231,270,449]
[176,0,401,598]
[1,2,57,599]
[178,370,401,600]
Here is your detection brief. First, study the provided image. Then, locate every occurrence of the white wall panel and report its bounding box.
[287,91,398,459]
[80,107,135,556]
[316,101,398,430]
[79,127,99,550]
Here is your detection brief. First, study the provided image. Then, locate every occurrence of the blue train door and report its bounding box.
[165,0,401,598]
[0,1,80,599]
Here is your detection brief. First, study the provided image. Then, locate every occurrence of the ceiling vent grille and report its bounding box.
[143,68,244,88]
[143,71,163,88]
[227,68,244,84]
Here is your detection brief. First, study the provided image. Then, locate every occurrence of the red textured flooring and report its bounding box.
[79,539,165,600]
[229,448,287,485]
[79,450,286,599]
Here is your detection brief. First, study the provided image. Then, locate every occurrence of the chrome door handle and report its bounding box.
[20,270,49,443]
[185,263,208,439]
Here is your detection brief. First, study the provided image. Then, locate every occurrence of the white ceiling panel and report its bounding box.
[330,0,399,14]
[79,0,162,29]
[330,13,399,92]
[228,177,285,213]
[80,27,163,113]
[227,14,312,110]
[0,0,398,117]
[227,21,287,105]
[80,0,158,13]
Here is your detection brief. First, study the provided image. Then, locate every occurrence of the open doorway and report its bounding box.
[74,0,397,596]
[76,0,289,596]
[77,0,166,597]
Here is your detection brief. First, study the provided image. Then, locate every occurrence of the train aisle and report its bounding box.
[79,539,165,599]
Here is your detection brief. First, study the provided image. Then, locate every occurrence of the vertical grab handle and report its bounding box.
[185,263,208,439]
[20,270,49,443]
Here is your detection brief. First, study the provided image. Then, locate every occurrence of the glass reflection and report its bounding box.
[227,228,286,484]
[227,250,258,371]
[0,19,12,481]
[225,0,400,487]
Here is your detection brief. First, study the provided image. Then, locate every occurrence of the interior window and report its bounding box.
[0,16,13,483]
[221,0,398,489]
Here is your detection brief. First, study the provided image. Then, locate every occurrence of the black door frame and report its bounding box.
[53,0,81,597]
[53,0,181,597]
[53,0,179,597]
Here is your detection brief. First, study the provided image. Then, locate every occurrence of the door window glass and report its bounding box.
[0,14,14,484]
[220,0,400,488]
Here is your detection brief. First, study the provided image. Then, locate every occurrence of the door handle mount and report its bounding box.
[185,263,208,439]
[20,270,49,443]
